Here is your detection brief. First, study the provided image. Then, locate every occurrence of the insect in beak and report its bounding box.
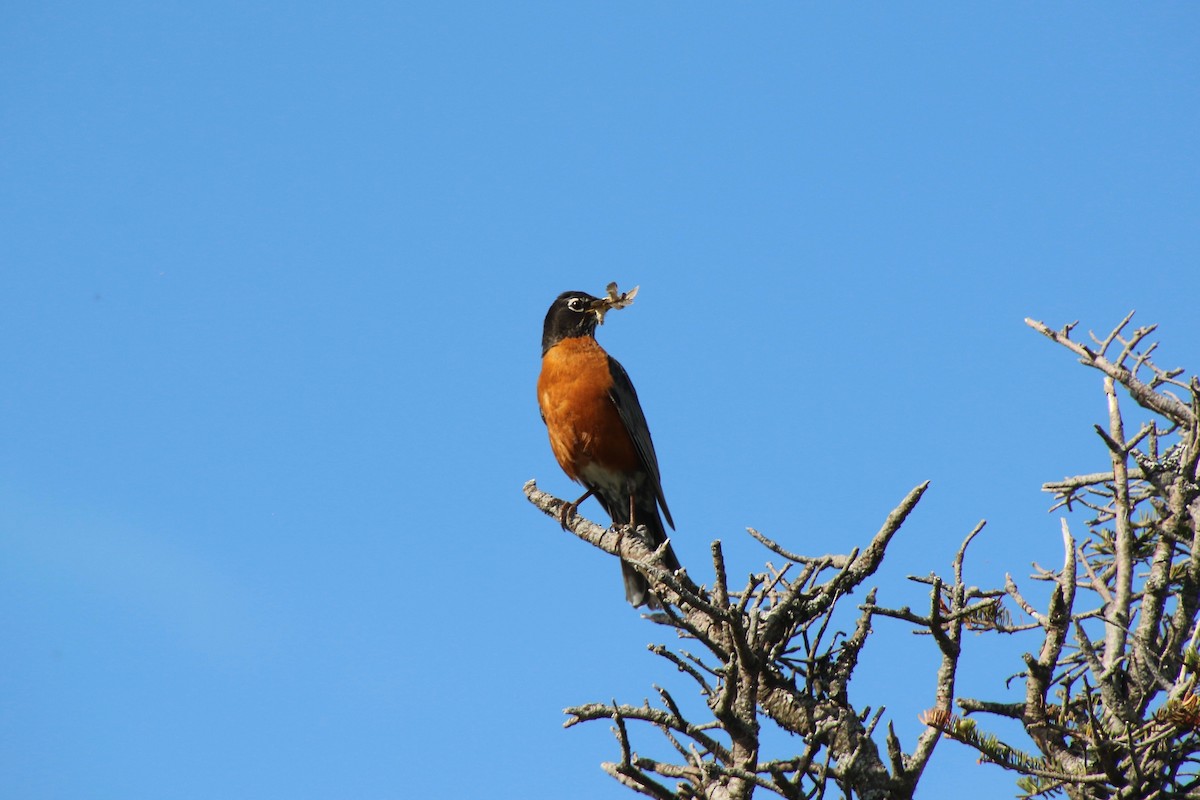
[590,282,639,325]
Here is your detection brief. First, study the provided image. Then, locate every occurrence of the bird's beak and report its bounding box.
[588,298,611,325]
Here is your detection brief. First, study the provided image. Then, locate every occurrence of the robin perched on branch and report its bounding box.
[536,288,681,608]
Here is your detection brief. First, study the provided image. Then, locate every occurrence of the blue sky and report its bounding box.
[2,3,1198,798]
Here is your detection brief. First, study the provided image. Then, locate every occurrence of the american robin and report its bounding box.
[537,290,681,608]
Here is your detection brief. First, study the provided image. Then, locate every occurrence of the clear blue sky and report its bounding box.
[2,3,1197,798]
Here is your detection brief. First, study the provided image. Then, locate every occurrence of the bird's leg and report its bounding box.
[559,488,594,529]
[623,493,643,550]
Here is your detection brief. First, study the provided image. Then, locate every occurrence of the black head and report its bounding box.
[542,291,606,354]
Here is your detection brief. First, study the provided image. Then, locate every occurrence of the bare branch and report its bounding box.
[1025,316,1195,428]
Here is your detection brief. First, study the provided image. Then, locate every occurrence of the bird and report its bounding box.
[537,289,681,608]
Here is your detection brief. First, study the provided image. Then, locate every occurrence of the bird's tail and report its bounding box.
[617,501,681,609]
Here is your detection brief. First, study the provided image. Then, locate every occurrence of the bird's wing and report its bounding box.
[605,354,674,529]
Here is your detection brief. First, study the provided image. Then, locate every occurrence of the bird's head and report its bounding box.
[541,291,607,354]
[541,284,640,355]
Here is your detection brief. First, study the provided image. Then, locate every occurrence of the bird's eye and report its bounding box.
[567,298,585,312]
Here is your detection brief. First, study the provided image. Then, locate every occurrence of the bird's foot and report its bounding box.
[558,489,594,530]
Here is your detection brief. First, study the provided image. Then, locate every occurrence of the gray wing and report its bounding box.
[606,354,674,529]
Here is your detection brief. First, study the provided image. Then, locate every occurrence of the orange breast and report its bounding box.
[538,337,639,483]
